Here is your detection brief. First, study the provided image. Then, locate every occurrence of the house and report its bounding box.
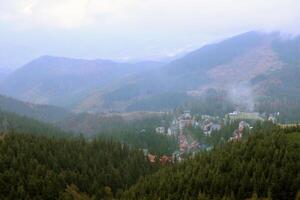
[203,122,213,136]
[167,128,172,136]
[160,155,172,164]
[147,154,157,163]
[183,110,191,119]
[177,111,193,129]
[238,121,249,132]
[155,127,165,134]
[229,121,248,141]
[203,123,221,136]
[268,113,279,123]
[193,120,200,128]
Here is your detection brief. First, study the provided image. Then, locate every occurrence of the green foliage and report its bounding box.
[62,113,177,155]
[184,127,206,144]
[100,129,178,156]
[58,112,171,136]
[0,133,156,199]
[122,125,300,200]
[206,122,239,146]
[0,95,71,123]
[0,110,71,137]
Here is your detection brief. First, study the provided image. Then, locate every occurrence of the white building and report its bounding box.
[155,127,165,134]
[167,128,172,136]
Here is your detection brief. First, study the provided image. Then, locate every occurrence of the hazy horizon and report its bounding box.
[1,0,300,70]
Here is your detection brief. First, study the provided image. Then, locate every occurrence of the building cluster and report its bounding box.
[178,110,193,129]
[155,110,193,137]
[227,111,280,141]
[179,130,188,152]
[202,120,221,136]
[178,111,193,153]
[151,109,280,164]
[190,114,222,136]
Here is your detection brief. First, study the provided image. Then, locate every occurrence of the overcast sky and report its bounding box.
[0,0,299,69]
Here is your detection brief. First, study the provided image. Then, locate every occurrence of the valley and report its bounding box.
[0,31,299,200]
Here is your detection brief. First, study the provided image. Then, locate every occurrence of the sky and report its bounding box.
[0,0,300,70]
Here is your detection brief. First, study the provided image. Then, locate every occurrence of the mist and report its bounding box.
[1,0,300,69]
[226,83,255,112]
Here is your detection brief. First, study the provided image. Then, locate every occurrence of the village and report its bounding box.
[147,110,279,164]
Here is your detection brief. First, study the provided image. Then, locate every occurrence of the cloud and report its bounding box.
[0,0,299,32]
[0,0,299,67]
[0,0,127,29]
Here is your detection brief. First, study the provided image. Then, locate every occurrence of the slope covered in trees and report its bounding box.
[0,110,71,137]
[0,132,157,199]
[123,124,300,200]
[58,112,177,155]
[100,129,178,156]
[0,95,72,123]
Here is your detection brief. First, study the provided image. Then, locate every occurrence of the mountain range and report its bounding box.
[1,31,300,120]
[0,56,163,111]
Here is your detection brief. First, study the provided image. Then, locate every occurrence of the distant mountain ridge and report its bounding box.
[0,56,164,109]
[95,31,289,111]
[1,31,300,118]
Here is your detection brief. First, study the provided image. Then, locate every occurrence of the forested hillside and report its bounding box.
[0,95,72,123]
[123,124,300,200]
[57,112,170,136]
[58,112,177,155]
[0,133,157,199]
[0,110,71,137]
[0,109,163,199]
[100,129,177,156]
